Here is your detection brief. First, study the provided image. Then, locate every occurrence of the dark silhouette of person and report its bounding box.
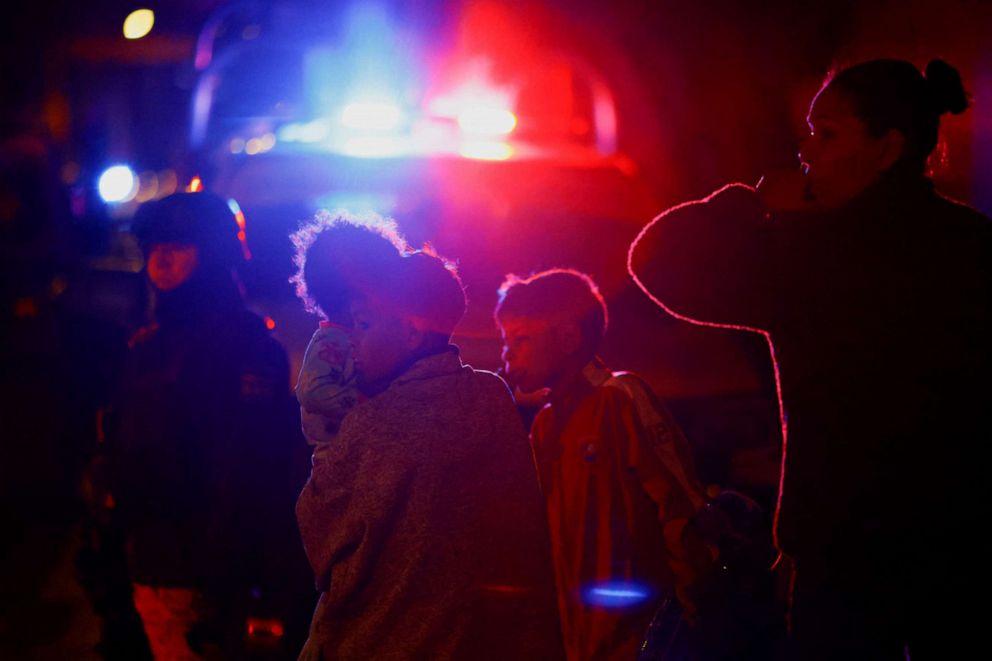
[629,59,991,659]
[107,191,305,659]
[1,93,133,659]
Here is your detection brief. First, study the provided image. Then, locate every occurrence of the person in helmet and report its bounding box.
[108,191,306,659]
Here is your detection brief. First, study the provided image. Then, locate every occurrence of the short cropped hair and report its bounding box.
[495,268,608,362]
[378,249,467,344]
[290,210,408,318]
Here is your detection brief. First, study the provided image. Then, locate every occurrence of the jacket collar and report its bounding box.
[390,345,464,388]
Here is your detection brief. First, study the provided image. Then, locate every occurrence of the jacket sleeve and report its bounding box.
[611,380,704,528]
[606,378,712,585]
[628,183,776,331]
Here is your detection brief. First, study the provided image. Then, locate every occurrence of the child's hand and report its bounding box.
[513,386,550,408]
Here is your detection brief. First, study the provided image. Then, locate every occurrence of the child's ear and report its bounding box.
[555,321,583,356]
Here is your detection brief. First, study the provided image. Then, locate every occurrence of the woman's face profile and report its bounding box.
[799,86,898,209]
[146,243,199,291]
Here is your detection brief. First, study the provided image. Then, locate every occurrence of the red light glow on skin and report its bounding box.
[147,243,199,291]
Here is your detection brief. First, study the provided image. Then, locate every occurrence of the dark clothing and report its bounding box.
[111,302,302,650]
[296,348,564,660]
[629,174,992,658]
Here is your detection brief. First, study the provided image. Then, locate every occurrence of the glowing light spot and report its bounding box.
[459,141,513,161]
[264,317,276,330]
[123,9,155,40]
[246,617,284,638]
[98,165,138,203]
[230,137,245,154]
[429,59,518,138]
[158,170,178,196]
[186,176,203,193]
[259,132,277,152]
[134,171,159,203]
[315,191,397,216]
[340,102,402,131]
[227,199,252,260]
[342,136,405,158]
[581,581,652,608]
[457,107,517,136]
[245,138,263,155]
[278,120,330,143]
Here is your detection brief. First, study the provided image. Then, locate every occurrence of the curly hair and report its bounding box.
[289,209,409,318]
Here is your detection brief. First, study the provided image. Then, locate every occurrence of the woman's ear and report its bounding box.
[877,128,907,172]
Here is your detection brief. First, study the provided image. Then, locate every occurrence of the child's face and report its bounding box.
[350,297,416,396]
[499,315,565,394]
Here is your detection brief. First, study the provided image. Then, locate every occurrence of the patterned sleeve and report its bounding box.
[296,326,358,422]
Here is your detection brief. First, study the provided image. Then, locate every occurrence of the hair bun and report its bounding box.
[924,59,969,115]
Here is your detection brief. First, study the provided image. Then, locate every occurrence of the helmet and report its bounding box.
[131,191,243,270]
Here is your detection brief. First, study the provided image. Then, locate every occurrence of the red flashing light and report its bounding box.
[234,211,252,260]
[246,617,284,638]
[186,176,203,192]
[14,297,38,318]
[264,316,276,330]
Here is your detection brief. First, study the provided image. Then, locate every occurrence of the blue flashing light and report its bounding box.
[581,581,653,608]
[278,120,331,144]
[340,101,403,131]
[98,165,138,203]
[341,135,406,158]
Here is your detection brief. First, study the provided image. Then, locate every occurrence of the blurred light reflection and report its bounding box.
[123,9,155,40]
